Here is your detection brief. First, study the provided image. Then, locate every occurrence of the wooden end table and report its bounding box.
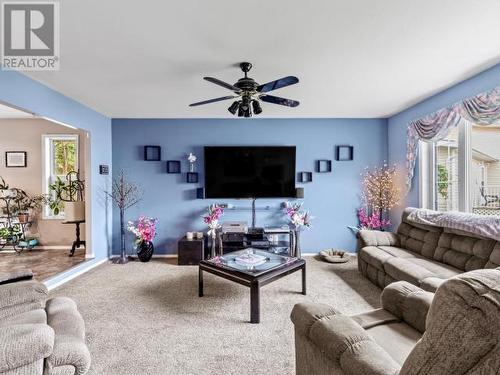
[199,249,306,324]
[62,220,85,257]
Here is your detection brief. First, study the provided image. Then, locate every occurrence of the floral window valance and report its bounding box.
[406,86,500,191]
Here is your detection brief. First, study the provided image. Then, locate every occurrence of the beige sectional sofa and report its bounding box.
[358,207,500,291]
[291,268,500,375]
[0,275,90,375]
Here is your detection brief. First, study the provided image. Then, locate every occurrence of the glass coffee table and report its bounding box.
[198,248,306,323]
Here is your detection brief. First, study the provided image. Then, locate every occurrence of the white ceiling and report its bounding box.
[0,103,34,118]
[24,0,500,119]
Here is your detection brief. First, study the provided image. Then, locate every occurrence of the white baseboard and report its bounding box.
[44,257,108,291]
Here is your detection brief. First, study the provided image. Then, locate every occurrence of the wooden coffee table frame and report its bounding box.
[198,258,306,324]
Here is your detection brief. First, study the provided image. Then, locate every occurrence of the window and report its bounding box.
[42,134,79,219]
[421,121,500,216]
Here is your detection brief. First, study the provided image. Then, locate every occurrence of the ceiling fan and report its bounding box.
[189,62,299,117]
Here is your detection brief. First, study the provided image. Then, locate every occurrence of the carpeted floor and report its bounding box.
[51,256,381,375]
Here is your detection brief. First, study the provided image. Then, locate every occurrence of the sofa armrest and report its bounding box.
[44,297,90,375]
[381,281,433,333]
[0,280,47,319]
[358,230,400,247]
[0,324,54,373]
[291,303,400,375]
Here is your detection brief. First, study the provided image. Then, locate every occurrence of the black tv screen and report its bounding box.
[204,146,296,199]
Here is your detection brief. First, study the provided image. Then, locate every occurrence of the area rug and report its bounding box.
[51,256,381,375]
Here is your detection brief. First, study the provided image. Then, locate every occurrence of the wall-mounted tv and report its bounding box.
[204,146,296,199]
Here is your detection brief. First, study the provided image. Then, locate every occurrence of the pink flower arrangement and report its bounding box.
[284,202,312,229]
[357,208,391,230]
[203,204,224,237]
[127,216,158,245]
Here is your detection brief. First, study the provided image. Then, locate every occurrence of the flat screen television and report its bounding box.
[204,146,296,199]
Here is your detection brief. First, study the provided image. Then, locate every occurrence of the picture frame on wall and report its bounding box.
[5,151,27,167]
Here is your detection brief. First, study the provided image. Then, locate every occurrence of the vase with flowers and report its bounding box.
[203,204,224,258]
[127,216,158,262]
[283,202,313,258]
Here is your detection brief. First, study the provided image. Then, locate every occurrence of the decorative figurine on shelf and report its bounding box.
[187,152,197,173]
[203,204,224,258]
[283,202,313,258]
[105,170,143,264]
[127,216,158,262]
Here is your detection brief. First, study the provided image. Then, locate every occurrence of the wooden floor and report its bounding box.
[0,248,87,281]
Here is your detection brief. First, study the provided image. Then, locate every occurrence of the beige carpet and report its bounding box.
[51,256,381,375]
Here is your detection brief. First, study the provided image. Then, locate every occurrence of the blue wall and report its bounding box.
[388,63,500,224]
[112,118,388,254]
[0,70,113,261]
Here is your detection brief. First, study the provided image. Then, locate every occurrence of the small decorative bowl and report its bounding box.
[319,249,350,263]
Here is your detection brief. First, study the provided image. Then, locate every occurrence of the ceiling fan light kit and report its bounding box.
[189,62,299,117]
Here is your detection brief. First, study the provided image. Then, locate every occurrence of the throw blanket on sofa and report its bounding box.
[407,208,500,241]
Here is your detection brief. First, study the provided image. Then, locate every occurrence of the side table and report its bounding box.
[178,236,205,265]
[62,220,85,257]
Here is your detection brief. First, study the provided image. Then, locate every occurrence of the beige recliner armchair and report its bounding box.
[291,268,500,375]
[0,272,90,375]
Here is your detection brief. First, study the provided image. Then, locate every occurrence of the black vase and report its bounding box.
[137,240,154,262]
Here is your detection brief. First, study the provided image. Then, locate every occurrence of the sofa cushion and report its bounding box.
[359,246,393,271]
[398,222,441,258]
[409,258,461,279]
[420,277,446,292]
[377,246,419,259]
[0,308,47,327]
[383,258,435,286]
[486,242,500,268]
[434,232,496,271]
[366,322,421,366]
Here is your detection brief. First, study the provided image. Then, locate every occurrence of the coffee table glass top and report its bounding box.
[208,248,296,276]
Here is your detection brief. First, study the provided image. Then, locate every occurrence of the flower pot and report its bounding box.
[137,240,154,262]
[18,213,29,223]
[65,201,85,221]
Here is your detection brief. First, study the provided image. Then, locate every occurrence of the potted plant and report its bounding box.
[9,189,45,223]
[127,216,158,262]
[106,170,142,264]
[48,171,85,221]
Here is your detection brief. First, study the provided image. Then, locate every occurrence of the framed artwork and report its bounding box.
[5,151,27,167]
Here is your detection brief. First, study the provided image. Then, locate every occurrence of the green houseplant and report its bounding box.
[48,171,85,220]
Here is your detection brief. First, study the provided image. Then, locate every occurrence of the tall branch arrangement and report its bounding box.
[359,164,400,230]
[106,170,142,264]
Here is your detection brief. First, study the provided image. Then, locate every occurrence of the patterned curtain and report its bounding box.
[405,86,500,192]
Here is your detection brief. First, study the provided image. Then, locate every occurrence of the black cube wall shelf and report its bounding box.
[166,160,181,174]
[144,146,161,161]
[187,172,199,183]
[316,159,332,173]
[196,187,205,199]
[336,145,354,161]
[298,172,313,183]
[295,187,305,198]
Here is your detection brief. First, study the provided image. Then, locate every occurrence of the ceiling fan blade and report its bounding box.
[260,95,299,108]
[257,76,299,93]
[189,95,239,107]
[204,77,240,92]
